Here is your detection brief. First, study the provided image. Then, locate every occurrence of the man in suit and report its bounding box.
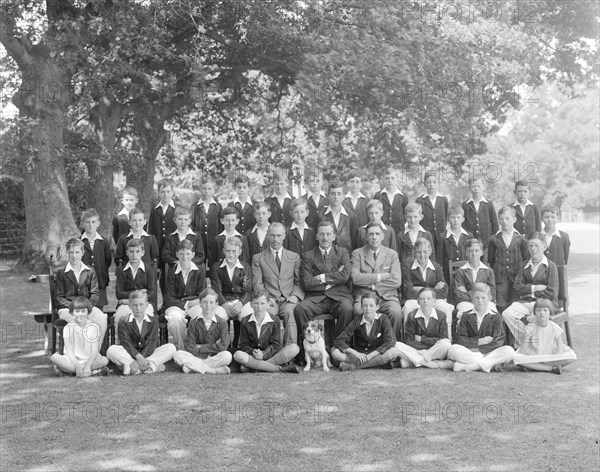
[252,223,304,346]
[351,222,403,340]
[294,220,354,354]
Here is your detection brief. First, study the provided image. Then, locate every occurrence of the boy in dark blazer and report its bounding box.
[190,177,223,268]
[461,177,499,260]
[283,198,318,256]
[80,208,112,309]
[373,168,408,236]
[228,175,256,235]
[415,171,448,250]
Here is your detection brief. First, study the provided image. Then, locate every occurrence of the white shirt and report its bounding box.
[220,259,244,281]
[513,199,534,215]
[466,196,488,213]
[155,200,175,215]
[218,229,242,238]
[234,197,253,208]
[126,229,150,238]
[124,260,146,279]
[202,314,218,331]
[81,232,103,250]
[404,225,427,244]
[271,248,282,263]
[270,193,292,208]
[414,308,439,328]
[496,229,520,248]
[324,205,348,228]
[411,258,436,279]
[308,192,326,208]
[118,208,130,217]
[360,312,381,336]
[472,306,496,330]
[128,312,152,333]
[175,261,199,285]
[251,225,268,246]
[196,198,218,210]
[64,262,91,283]
[380,187,404,199]
[422,193,439,209]
[290,222,310,240]
[249,312,274,337]
[345,192,365,209]
[461,261,490,282]
[524,256,549,279]
[446,228,470,244]
[171,228,196,238]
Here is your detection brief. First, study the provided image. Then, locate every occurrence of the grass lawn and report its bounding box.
[1,224,599,472]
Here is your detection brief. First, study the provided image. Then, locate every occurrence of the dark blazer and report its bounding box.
[373,190,409,236]
[210,260,252,306]
[455,309,505,354]
[162,230,205,269]
[112,213,130,246]
[301,192,329,230]
[512,202,541,239]
[488,231,528,284]
[334,314,396,354]
[115,263,156,306]
[56,265,99,309]
[453,263,496,303]
[265,195,293,227]
[415,194,449,244]
[301,246,353,302]
[238,314,282,360]
[461,199,499,247]
[544,231,570,266]
[437,229,473,283]
[343,196,369,228]
[81,235,111,290]
[397,228,436,268]
[215,233,251,265]
[513,258,559,307]
[228,199,256,235]
[402,260,448,300]
[357,223,397,252]
[185,316,230,357]
[246,226,270,261]
[114,233,159,268]
[404,309,448,350]
[119,314,159,359]
[284,226,318,256]
[146,204,177,263]
[164,264,206,310]
[190,199,223,267]
[318,207,358,253]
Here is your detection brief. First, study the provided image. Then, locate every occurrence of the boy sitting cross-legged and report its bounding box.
[172,288,232,374]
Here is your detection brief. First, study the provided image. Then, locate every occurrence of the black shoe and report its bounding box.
[239,365,254,374]
[381,361,394,370]
[280,363,301,374]
[552,365,562,375]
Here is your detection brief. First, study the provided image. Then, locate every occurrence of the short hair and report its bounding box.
[174,206,191,217]
[129,289,148,304]
[382,167,398,178]
[361,292,380,305]
[423,171,437,183]
[122,187,138,198]
[221,206,240,219]
[291,198,308,210]
[252,288,271,301]
[268,222,286,233]
[66,238,85,251]
[533,298,555,316]
[304,171,322,183]
[471,283,491,297]
[234,175,249,186]
[157,179,174,191]
[366,199,383,211]
[176,239,194,252]
[126,238,145,251]
[81,208,99,223]
[198,288,218,301]
[541,203,560,217]
[447,206,464,218]
[316,219,335,232]
[514,180,530,190]
[468,176,484,186]
[272,170,288,182]
[224,237,242,250]
[199,176,215,186]
[418,287,436,299]
[413,238,432,253]
[365,222,383,233]
[70,296,92,314]
[327,180,344,193]
[254,201,271,214]
[129,207,145,219]
[498,206,516,218]
[404,202,422,215]
[464,238,483,250]
[346,173,362,181]
[528,232,547,248]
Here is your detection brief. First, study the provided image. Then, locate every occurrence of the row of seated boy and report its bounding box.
[51,281,576,377]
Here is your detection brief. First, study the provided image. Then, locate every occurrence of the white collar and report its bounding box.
[175,262,199,274]
[197,198,218,206]
[362,221,388,231]
[128,313,152,323]
[126,229,149,238]
[513,200,534,207]
[544,228,561,238]
[124,260,146,273]
[496,229,521,236]
[404,225,427,234]
[360,312,382,324]
[421,193,440,200]
[219,229,242,237]
[251,225,269,233]
[461,261,490,270]
[155,200,175,210]
[411,259,436,271]
[345,192,366,199]
[171,228,196,236]
[525,256,549,269]
[118,208,131,217]
[466,196,488,204]
[290,222,310,231]
[446,228,470,238]
[415,308,439,320]
[249,312,274,326]
[234,196,253,206]
[270,192,292,200]
[81,233,103,241]
[307,192,326,200]
[380,187,403,197]
[65,262,91,273]
[470,306,496,318]
[220,260,244,269]
[202,314,218,325]
[324,206,348,216]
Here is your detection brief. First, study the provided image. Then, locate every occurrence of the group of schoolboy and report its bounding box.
[50,169,576,377]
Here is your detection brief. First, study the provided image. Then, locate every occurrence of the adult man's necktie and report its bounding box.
[373,251,378,262]
[275,251,281,271]
[324,250,329,261]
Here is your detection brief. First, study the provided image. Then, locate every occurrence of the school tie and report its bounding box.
[275,251,281,271]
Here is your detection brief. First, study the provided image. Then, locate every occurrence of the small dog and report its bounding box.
[303,320,332,372]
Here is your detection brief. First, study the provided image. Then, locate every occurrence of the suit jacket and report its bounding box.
[318,208,358,253]
[284,226,318,256]
[246,226,270,261]
[162,230,205,269]
[119,314,159,359]
[351,245,402,302]
[488,232,528,284]
[461,199,499,247]
[437,229,473,283]
[146,204,177,262]
[112,213,130,246]
[114,233,159,268]
[357,223,397,252]
[238,314,282,360]
[513,259,559,307]
[228,200,256,235]
[334,314,396,354]
[402,260,448,300]
[190,199,223,267]
[453,263,496,303]
[456,309,506,354]
[343,196,369,228]
[115,263,156,306]
[265,195,293,227]
[301,192,329,230]
[252,248,304,302]
[397,229,436,268]
[544,231,570,266]
[415,194,449,243]
[512,202,541,239]
[185,316,230,357]
[404,309,448,350]
[56,265,100,309]
[210,260,252,306]
[164,264,206,310]
[373,190,409,236]
[301,246,353,302]
[81,235,111,289]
